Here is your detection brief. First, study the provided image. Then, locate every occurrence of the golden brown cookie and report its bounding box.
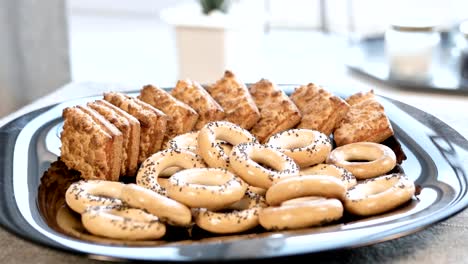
[334,92,394,146]
[290,83,349,135]
[171,79,225,130]
[345,90,375,106]
[88,100,141,176]
[104,92,167,163]
[207,71,260,129]
[249,79,301,142]
[138,85,199,140]
[60,106,123,181]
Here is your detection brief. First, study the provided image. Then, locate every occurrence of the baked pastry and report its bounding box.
[138,85,199,140]
[103,92,167,163]
[249,79,302,142]
[87,100,140,176]
[60,106,123,181]
[334,91,394,146]
[345,90,376,106]
[171,79,225,130]
[346,90,406,164]
[290,83,349,135]
[207,71,260,129]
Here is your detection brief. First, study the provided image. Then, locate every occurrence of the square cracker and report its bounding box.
[138,85,199,140]
[88,100,141,176]
[334,92,394,146]
[206,71,260,129]
[60,106,123,181]
[290,83,349,135]
[104,92,167,163]
[171,79,225,130]
[249,79,302,142]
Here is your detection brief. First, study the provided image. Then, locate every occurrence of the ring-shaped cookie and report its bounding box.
[266,129,332,167]
[161,131,200,177]
[247,186,267,196]
[198,121,256,169]
[165,131,199,153]
[194,190,267,234]
[326,142,396,179]
[165,131,233,156]
[227,189,268,211]
[120,184,192,226]
[230,142,300,189]
[344,173,415,216]
[81,205,166,240]
[159,167,182,178]
[266,175,346,205]
[218,141,234,156]
[162,131,232,177]
[259,196,343,230]
[300,164,357,189]
[65,180,124,213]
[136,149,206,194]
[157,177,170,189]
[166,168,247,210]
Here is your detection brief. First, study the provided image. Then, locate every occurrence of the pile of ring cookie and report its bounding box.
[65,120,415,241]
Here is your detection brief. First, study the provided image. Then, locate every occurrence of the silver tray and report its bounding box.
[0,85,467,261]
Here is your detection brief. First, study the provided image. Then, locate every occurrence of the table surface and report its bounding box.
[2,30,468,263]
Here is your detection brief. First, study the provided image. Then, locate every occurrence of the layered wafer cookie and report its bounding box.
[334,91,394,146]
[104,92,167,163]
[138,85,199,140]
[88,100,140,176]
[61,106,123,181]
[290,83,349,135]
[207,70,260,129]
[249,79,302,142]
[171,79,225,130]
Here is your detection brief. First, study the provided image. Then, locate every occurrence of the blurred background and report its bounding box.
[1,0,468,117]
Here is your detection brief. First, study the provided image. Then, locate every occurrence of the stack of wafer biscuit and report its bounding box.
[60,70,399,180]
[61,94,167,180]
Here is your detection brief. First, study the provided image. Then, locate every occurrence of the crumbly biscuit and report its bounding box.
[334,94,394,146]
[88,100,140,176]
[346,90,375,106]
[171,79,225,130]
[290,83,349,135]
[249,79,302,142]
[206,71,260,129]
[60,106,123,181]
[104,92,167,163]
[138,85,199,140]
